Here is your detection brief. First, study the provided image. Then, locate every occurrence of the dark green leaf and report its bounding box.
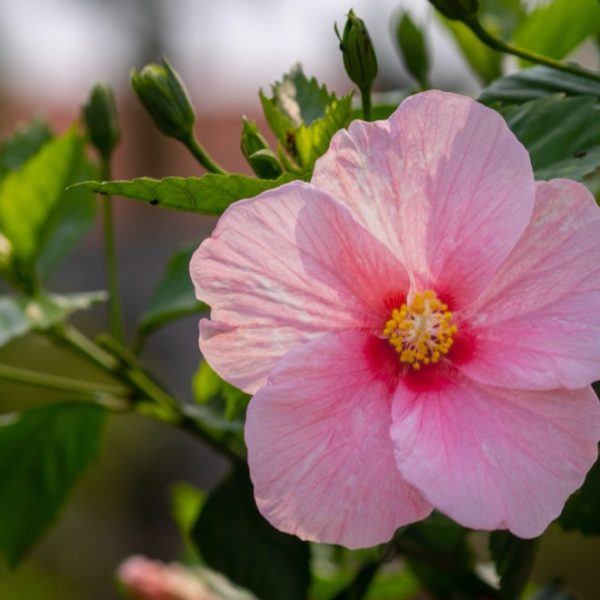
[191,466,310,600]
[75,172,300,215]
[138,243,207,337]
[0,118,53,179]
[479,66,600,104]
[559,451,600,535]
[395,13,429,87]
[0,402,107,567]
[499,95,600,180]
[0,127,84,273]
[397,513,492,597]
[512,0,600,66]
[0,292,107,348]
[489,531,539,600]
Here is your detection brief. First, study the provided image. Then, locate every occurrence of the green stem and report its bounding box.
[465,17,600,84]
[100,160,125,343]
[50,324,242,461]
[0,363,129,401]
[183,133,227,174]
[360,85,372,121]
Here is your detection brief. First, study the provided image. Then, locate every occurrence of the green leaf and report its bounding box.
[0,402,107,567]
[37,153,98,279]
[499,95,600,180]
[489,531,539,600]
[0,292,107,348]
[512,0,600,66]
[438,16,501,84]
[75,172,300,215]
[191,466,310,600]
[0,128,83,267]
[294,94,352,170]
[138,243,207,337]
[395,13,429,87]
[0,118,53,179]
[193,360,250,422]
[559,451,600,535]
[479,66,600,104]
[260,65,353,170]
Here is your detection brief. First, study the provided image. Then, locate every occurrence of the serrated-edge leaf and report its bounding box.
[74,172,301,215]
[0,402,107,567]
[295,93,353,170]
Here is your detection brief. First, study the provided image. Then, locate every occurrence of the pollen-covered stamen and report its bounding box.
[382,290,457,370]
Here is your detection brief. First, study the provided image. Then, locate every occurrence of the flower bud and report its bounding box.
[82,83,120,160]
[427,0,479,21]
[335,10,378,92]
[240,117,282,179]
[131,59,195,142]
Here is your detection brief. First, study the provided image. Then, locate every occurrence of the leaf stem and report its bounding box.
[0,363,129,402]
[465,17,600,84]
[100,160,126,343]
[183,134,227,174]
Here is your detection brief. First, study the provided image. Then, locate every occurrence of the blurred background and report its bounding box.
[0,0,599,598]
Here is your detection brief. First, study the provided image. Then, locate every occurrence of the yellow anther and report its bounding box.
[382,290,457,369]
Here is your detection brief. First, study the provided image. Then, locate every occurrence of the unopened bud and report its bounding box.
[131,59,195,141]
[82,83,120,160]
[428,0,479,21]
[335,10,378,92]
[240,117,282,179]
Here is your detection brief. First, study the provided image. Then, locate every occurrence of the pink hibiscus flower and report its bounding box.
[190,91,600,548]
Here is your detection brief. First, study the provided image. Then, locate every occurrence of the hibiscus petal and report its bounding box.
[459,179,600,390]
[312,90,535,307]
[246,331,432,548]
[391,373,600,538]
[191,181,410,393]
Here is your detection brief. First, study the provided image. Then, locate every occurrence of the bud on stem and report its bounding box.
[82,83,120,161]
[131,59,195,142]
[335,10,378,120]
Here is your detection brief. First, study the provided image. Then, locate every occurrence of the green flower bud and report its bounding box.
[427,0,479,21]
[130,59,195,141]
[82,83,120,160]
[240,117,282,179]
[335,10,378,92]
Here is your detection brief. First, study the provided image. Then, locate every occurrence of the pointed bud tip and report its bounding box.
[130,59,195,141]
[82,83,120,159]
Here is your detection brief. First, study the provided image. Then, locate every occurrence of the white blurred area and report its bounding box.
[0,0,478,113]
